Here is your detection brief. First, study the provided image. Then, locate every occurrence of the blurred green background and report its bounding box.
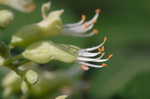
[0,0,150,99]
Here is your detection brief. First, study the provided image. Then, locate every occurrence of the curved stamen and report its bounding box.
[79,62,106,68]
[85,9,101,25]
[81,37,107,52]
[77,57,109,63]
[78,52,101,57]
[96,53,105,59]
[64,23,94,33]
[64,15,86,27]
[62,29,98,37]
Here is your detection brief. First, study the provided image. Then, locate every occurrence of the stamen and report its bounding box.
[77,57,109,62]
[78,52,100,57]
[98,46,105,52]
[96,53,105,59]
[86,8,101,25]
[104,36,108,42]
[64,23,94,33]
[96,9,102,14]
[81,37,107,52]
[79,62,104,68]
[107,54,113,59]
[64,14,86,27]
[93,29,99,35]
[81,15,86,22]
[101,63,108,67]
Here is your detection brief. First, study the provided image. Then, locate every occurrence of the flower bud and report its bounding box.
[25,70,39,85]
[2,71,21,97]
[10,3,63,48]
[0,10,14,28]
[1,0,36,13]
[21,81,28,94]
[22,41,79,64]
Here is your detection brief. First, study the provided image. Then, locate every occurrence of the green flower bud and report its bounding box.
[0,10,14,28]
[2,71,21,97]
[0,56,5,66]
[22,41,79,64]
[1,0,36,13]
[25,70,39,85]
[21,81,28,94]
[10,3,63,48]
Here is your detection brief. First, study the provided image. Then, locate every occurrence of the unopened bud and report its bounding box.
[22,41,78,64]
[0,10,14,28]
[25,70,39,85]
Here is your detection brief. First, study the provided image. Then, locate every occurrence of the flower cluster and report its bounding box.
[0,1,113,98]
[18,2,113,70]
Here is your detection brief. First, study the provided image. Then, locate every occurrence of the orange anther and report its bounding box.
[101,63,108,67]
[93,29,99,35]
[81,65,90,71]
[95,9,102,14]
[104,36,108,41]
[98,46,105,52]
[108,54,113,59]
[101,46,105,52]
[81,15,86,21]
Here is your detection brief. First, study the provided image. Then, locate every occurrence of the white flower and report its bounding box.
[40,2,101,37]
[62,9,101,37]
[77,37,113,70]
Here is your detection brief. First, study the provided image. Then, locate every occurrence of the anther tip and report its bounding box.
[81,65,90,71]
[108,54,113,59]
[93,29,99,35]
[96,9,102,14]
[101,63,108,67]
[104,36,108,41]
[98,46,105,52]
[81,15,86,20]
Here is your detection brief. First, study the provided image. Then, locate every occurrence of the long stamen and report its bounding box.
[96,53,105,59]
[77,57,109,63]
[63,29,97,37]
[65,23,94,33]
[98,46,105,53]
[85,9,101,25]
[79,62,105,68]
[81,37,107,51]
[64,15,86,27]
[63,9,101,37]
[78,51,101,57]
